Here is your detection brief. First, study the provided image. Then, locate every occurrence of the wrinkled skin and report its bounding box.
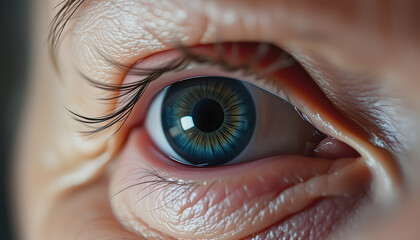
[13,0,420,239]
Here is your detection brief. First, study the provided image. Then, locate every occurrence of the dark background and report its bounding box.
[1,0,28,239]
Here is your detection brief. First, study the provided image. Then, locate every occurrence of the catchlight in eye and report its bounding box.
[146,75,321,167]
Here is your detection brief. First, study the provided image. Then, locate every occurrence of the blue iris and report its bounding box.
[161,76,256,166]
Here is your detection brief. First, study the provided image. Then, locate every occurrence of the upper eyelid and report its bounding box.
[70,43,294,134]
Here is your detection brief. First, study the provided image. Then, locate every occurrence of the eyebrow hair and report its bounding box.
[48,0,85,68]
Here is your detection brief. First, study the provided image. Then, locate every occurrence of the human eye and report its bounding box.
[17,1,416,240]
[73,42,383,239]
[145,75,315,166]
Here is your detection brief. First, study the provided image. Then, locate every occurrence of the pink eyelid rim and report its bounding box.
[119,42,401,203]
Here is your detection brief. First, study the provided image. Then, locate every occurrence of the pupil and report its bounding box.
[192,98,224,132]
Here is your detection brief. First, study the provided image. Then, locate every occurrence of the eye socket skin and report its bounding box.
[14,1,420,240]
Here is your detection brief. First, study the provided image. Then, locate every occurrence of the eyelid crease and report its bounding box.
[70,42,294,135]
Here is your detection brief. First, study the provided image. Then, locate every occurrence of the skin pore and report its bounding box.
[13,0,420,239]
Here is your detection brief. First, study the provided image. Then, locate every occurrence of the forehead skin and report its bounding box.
[14,0,420,239]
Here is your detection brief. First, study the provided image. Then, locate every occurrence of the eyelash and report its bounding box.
[70,43,294,134]
[111,162,200,204]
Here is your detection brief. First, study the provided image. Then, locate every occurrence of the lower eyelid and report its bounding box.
[110,127,370,239]
[117,127,362,183]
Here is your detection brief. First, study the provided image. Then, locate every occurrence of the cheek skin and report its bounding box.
[22,176,140,240]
